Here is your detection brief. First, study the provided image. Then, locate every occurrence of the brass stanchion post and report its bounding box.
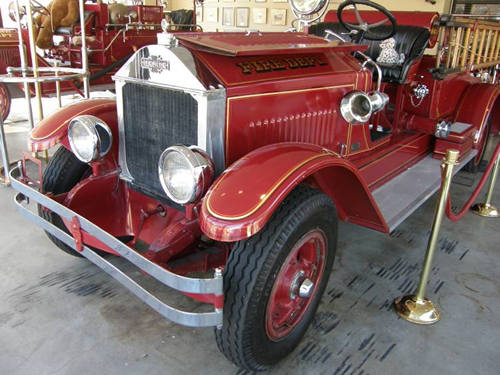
[394,149,460,324]
[471,151,500,218]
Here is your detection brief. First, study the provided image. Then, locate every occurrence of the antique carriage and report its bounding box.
[9,0,500,371]
[0,0,164,120]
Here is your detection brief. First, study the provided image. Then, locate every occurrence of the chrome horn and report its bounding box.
[340,90,389,125]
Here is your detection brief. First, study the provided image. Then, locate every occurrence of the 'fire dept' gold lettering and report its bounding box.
[236,56,327,75]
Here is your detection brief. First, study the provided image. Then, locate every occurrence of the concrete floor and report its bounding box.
[0,96,499,375]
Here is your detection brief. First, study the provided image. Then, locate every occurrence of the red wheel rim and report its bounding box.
[265,229,327,341]
[0,83,10,122]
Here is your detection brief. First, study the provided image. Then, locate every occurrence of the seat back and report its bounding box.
[309,23,430,84]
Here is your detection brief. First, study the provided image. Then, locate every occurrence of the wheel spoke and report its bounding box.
[368,18,389,29]
[352,4,364,25]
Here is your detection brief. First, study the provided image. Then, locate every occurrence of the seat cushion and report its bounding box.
[309,22,430,83]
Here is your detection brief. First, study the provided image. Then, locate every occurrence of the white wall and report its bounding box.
[187,0,453,32]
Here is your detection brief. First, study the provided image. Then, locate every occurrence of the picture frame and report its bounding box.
[222,7,235,26]
[270,8,287,26]
[252,8,267,25]
[195,6,203,23]
[205,7,218,23]
[236,7,249,27]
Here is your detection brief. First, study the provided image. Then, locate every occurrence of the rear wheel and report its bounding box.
[215,186,337,371]
[38,147,91,257]
[0,83,11,122]
[464,117,491,173]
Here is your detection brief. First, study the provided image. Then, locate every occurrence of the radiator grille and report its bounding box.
[122,83,198,197]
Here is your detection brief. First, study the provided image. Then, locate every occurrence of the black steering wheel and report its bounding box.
[337,0,397,41]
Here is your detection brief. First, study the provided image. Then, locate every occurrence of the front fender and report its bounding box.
[200,143,388,242]
[29,98,117,153]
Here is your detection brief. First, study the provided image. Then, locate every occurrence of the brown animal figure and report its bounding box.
[35,0,80,49]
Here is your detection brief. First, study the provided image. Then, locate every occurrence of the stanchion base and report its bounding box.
[394,295,440,325]
[471,203,499,218]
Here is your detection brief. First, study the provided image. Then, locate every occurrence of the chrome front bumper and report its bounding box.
[10,167,223,328]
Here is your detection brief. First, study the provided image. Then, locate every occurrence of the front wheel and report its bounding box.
[215,186,337,371]
[38,147,91,257]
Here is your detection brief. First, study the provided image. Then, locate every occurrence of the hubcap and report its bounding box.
[299,278,315,298]
[265,229,327,341]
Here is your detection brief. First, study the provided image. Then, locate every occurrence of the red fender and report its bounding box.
[200,143,389,242]
[29,98,118,154]
[454,83,500,150]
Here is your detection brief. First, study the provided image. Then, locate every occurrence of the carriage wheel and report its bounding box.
[0,83,11,122]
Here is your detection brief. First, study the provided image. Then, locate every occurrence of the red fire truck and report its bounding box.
[9,0,500,371]
[0,1,164,121]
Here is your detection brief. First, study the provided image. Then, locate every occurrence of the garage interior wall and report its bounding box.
[163,0,453,32]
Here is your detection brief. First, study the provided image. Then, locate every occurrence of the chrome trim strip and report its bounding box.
[115,80,133,183]
[10,168,223,327]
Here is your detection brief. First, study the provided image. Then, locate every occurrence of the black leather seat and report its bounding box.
[309,22,430,84]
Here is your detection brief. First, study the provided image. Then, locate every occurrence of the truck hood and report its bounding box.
[114,32,366,92]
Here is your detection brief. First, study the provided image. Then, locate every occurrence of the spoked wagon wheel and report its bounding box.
[0,83,11,122]
[215,186,337,371]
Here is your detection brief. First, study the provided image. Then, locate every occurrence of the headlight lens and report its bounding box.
[68,115,112,163]
[158,145,214,205]
[290,0,326,15]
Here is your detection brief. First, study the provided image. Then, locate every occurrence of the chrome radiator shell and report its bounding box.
[113,45,226,199]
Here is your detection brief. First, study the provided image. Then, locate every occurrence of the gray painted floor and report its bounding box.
[0,96,499,375]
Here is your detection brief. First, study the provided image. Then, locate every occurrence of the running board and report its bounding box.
[373,151,477,232]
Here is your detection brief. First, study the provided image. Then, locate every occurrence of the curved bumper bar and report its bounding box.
[10,166,223,328]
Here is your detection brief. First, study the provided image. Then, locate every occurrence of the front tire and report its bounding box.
[38,147,91,257]
[215,186,337,371]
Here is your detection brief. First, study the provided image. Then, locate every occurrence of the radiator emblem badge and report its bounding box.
[140,56,171,73]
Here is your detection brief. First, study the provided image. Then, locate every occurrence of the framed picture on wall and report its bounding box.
[205,7,218,23]
[195,6,203,22]
[270,8,287,25]
[236,7,249,27]
[222,7,235,26]
[252,8,267,24]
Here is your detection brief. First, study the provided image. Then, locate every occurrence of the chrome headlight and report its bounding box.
[290,0,327,16]
[158,145,214,205]
[68,115,113,163]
